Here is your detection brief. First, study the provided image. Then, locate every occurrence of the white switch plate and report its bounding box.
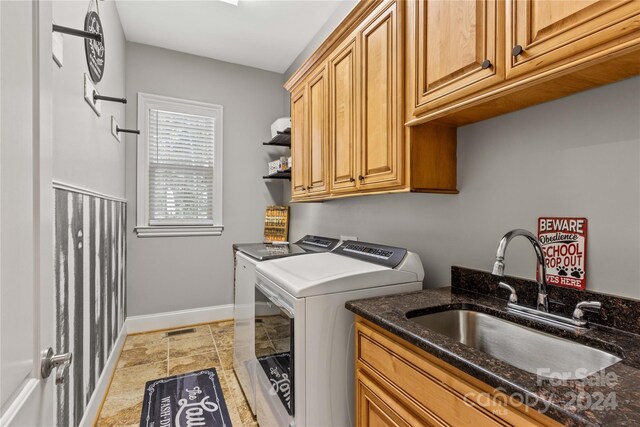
[341,235,358,241]
[84,74,101,116]
[52,25,63,67]
[111,116,120,142]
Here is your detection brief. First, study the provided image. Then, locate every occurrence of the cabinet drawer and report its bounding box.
[356,320,558,427]
[356,369,441,427]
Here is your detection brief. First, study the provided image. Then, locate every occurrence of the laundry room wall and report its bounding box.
[51,1,127,425]
[52,0,127,198]
[125,42,287,316]
[283,75,640,300]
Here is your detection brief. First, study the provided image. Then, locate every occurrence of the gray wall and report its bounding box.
[52,0,127,198]
[125,42,287,316]
[285,76,640,300]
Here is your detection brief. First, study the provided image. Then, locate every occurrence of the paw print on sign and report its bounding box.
[557,266,568,276]
[570,267,584,279]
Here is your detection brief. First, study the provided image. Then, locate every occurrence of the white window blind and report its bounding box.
[148,109,216,225]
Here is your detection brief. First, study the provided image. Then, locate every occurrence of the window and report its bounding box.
[136,93,223,237]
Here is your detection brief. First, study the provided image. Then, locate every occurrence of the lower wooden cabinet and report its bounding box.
[355,317,562,427]
[357,370,426,427]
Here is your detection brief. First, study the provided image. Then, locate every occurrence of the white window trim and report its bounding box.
[136,92,223,238]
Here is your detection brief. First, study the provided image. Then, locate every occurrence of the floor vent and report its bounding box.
[165,328,196,337]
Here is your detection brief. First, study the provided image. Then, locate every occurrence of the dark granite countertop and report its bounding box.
[345,267,640,427]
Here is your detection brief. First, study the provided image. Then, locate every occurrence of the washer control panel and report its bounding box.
[333,240,407,268]
[296,235,341,252]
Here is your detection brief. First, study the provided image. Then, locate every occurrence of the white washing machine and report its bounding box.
[253,241,424,427]
[233,236,340,415]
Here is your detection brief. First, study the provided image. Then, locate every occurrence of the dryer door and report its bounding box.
[255,282,295,417]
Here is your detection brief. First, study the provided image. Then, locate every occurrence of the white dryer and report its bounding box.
[253,241,424,427]
[233,236,339,416]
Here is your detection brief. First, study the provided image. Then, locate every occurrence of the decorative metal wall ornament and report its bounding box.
[84,9,105,83]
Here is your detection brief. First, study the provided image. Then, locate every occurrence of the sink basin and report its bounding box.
[408,309,622,379]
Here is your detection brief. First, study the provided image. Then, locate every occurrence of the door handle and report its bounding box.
[41,347,72,385]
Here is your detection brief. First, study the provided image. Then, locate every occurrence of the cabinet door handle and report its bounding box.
[358,175,365,182]
[512,45,524,57]
[349,177,355,183]
[481,59,492,69]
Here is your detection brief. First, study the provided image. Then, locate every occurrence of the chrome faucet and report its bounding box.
[492,229,549,312]
[491,230,601,330]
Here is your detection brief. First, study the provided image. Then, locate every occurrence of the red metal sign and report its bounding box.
[538,217,587,290]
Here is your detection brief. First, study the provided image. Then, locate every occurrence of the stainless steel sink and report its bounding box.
[409,310,622,379]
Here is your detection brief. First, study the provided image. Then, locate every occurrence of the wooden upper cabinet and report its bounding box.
[307,66,329,196]
[359,1,404,190]
[291,86,307,198]
[330,39,359,193]
[507,0,640,78]
[411,0,504,115]
[285,0,459,201]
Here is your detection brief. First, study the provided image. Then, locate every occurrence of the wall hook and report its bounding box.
[93,91,127,104]
[116,126,140,135]
[52,23,102,43]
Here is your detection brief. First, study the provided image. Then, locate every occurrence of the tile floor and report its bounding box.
[95,320,257,427]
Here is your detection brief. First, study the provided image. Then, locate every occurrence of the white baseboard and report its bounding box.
[126,304,234,335]
[79,325,127,427]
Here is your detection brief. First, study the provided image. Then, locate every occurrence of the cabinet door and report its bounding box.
[411,0,504,114]
[359,1,403,190]
[307,66,329,196]
[290,85,308,198]
[329,39,358,193]
[507,0,640,78]
[356,370,429,427]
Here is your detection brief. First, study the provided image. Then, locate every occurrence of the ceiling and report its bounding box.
[115,0,350,74]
